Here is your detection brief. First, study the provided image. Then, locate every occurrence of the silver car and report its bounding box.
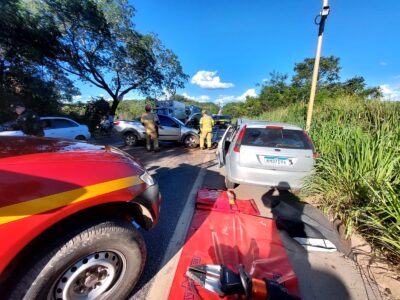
[113,114,200,148]
[216,120,316,190]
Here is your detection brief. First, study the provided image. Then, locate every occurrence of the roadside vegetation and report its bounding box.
[264,97,400,263]
[224,57,400,263]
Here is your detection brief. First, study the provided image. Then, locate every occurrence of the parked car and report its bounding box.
[0,136,161,299]
[113,114,200,148]
[0,116,91,140]
[212,115,232,128]
[217,120,316,189]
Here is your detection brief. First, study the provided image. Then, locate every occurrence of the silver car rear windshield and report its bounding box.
[241,128,313,150]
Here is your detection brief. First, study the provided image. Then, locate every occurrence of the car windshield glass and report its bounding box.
[241,128,312,149]
[174,118,185,126]
[51,119,78,128]
[159,115,179,127]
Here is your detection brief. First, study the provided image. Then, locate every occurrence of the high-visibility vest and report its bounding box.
[200,115,214,132]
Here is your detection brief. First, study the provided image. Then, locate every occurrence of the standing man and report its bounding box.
[199,110,214,150]
[8,102,44,137]
[141,104,160,152]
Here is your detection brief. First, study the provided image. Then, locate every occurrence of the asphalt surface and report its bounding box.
[92,136,382,300]
[110,141,217,299]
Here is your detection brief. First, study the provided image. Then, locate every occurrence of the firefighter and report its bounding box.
[141,104,160,152]
[8,102,44,137]
[199,110,214,150]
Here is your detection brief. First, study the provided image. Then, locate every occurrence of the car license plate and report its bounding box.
[264,156,289,166]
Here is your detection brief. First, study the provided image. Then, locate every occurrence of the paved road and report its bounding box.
[94,137,383,300]
[112,142,218,299]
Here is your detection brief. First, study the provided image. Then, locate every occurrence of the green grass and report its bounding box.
[255,96,400,263]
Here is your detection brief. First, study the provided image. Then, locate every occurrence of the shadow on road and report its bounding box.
[261,188,351,300]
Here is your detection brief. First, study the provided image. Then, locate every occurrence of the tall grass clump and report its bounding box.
[258,96,400,262]
[304,97,400,262]
[360,182,400,262]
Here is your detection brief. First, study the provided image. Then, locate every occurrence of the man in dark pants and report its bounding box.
[8,102,44,137]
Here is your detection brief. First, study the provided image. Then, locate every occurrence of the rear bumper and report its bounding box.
[131,182,161,229]
[227,162,312,190]
[112,127,145,140]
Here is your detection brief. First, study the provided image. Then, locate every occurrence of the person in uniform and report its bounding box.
[8,102,44,137]
[141,104,160,152]
[199,110,214,150]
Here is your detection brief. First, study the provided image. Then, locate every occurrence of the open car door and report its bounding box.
[216,125,235,167]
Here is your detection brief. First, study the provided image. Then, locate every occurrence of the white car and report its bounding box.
[0,117,91,140]
[217,120,316,190]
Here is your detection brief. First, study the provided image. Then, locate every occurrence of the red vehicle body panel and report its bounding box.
[0,137,150,275]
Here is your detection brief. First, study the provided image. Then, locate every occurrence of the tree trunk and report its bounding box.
[109,96,120,121]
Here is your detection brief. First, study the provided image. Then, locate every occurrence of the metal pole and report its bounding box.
[305,0,330,132]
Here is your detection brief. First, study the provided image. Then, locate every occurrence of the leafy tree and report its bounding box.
[337,76,382,98]
[222,102,245,118]
[258,72,293,110]
[222,56,382,118]
[292,55,341,87]
[84,97,110,132]
[45,0,188,118]
[0,0,78,122]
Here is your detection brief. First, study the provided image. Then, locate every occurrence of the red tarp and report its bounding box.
[168,189,301,300]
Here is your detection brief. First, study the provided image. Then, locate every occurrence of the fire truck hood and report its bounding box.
[0,137,143,168]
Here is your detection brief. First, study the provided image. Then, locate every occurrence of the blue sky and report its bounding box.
[75,0,400,103]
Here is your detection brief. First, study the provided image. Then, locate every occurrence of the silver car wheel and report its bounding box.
[184,135,198,148]
[124,133,137,146]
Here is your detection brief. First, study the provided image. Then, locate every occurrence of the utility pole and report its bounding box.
[305,0,330,132]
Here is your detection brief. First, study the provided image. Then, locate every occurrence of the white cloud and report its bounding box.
[191,71,234,89]
[182,92,211,103]
[238,89,257,101]
[380,84,400,101]
[379,61,388,66]
[73,95,82,100]
[217,88,257,105]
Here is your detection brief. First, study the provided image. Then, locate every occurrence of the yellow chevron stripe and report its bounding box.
[0,175,143,225]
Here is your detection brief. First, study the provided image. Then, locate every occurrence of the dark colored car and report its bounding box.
[213,115,232,128]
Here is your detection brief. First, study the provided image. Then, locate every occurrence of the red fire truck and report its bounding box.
[0,136,161,299]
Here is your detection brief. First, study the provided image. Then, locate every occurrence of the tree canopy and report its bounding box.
[0,0,78,122]
[222,56,382,118]
[45,0,188,116]
[0,0,188,122]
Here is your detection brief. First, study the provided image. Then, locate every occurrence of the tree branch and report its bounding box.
[118,85,138,100]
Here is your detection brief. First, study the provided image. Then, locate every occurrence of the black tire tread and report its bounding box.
[8,219,145,300]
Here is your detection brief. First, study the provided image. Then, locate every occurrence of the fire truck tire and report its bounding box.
[8,219,146,300]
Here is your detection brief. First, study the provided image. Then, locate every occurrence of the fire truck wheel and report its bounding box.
[9,219,146,300]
